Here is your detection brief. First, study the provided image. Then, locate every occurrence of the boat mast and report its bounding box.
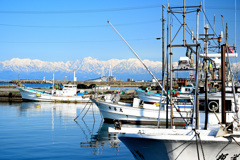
[166,2,170,128]
[167,0,201,128]
[221,44,226,124]
[235,0,237,51]
[204,24,209,130]
[162,5,165,87]
[170,19,173,127]
[194,5,201,129]
[52,72,55,94]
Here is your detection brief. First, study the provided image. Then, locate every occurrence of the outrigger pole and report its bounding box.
[107,21,163,90]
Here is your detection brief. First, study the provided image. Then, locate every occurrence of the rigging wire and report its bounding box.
[0,20,160,28]
[0,37,156,44]
[202,9,219,47]
[169,11,193,38]
[0,5,161,14]
[202,9,218,37]
[0,5,238,15]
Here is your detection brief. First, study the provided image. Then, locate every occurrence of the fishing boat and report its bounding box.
[91,95,192,125]
[135,89,164,104]
[108,1,240,159]
[18,84,90,102]
[135,84,194,104]
[116,82,240,159]
[94,85,111,90]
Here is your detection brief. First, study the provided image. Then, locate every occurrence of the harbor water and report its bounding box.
[0,102,135,160]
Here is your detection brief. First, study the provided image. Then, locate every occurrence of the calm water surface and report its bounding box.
[0,82,52,88]
[0,102,135,160]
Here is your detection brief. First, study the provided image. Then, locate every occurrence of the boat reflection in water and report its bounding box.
[19,102,82,116]
[78,120,156,155]
[79,122,120,150]
[18,102,100,130]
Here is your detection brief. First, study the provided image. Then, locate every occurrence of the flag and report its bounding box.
[226,43,234,53]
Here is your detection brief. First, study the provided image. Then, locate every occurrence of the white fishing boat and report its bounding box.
[136,85,194,104]
[117,90,240,159]
[115,88,240,159]
[91,85,194,125]
[135,89,164,104]
[18,84,90,102]
[94,85,111,90]
[91,94,192,125]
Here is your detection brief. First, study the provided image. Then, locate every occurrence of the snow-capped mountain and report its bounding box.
[0,57,166,73]
[0,57,204,81]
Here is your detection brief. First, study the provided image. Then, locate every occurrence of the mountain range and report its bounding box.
[0,57,238,81]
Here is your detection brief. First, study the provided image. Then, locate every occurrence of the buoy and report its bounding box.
[36,93,41,97]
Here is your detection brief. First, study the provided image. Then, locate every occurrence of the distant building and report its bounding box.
[108,76,116,82]
[127,78,134,82]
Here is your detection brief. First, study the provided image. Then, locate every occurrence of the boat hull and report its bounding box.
[119,129,240,160]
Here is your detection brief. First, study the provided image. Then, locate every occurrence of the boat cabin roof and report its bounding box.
[63,84,77,88]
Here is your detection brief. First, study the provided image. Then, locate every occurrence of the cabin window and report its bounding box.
[199,100,219,112]
[199,100,205,111]
[225,100,232,111]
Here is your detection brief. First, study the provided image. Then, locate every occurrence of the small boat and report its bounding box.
[136,85,194,104]
[18,84,90,102]
[135,89,165,104]
[94,85,111,90]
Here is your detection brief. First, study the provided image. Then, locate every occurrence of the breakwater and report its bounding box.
[6,78,189,89]
[8,80,152,88]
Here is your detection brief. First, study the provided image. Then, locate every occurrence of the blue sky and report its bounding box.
[0,0,239,63]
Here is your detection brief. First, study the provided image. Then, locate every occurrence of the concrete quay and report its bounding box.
[8,80,152,88]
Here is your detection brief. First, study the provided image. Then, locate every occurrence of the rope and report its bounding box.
[194,129,200,160]
[82,103,92,119]
[197,132,206,160]
[74,100,91,121]
[231,137,240,146]
[193,129,206,160]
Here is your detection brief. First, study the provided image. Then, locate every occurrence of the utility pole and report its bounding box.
[166,2,169,128]
[195,7,200,129]
[221,44,226,124]
[162,5,165,87]
[204,24,209,130]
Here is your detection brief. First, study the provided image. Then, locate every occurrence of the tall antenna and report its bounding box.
[235,0,237,51]
[109,65,112,77]
[203,0,205,33]
[214,14,215,33]
[101,67,104,78]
